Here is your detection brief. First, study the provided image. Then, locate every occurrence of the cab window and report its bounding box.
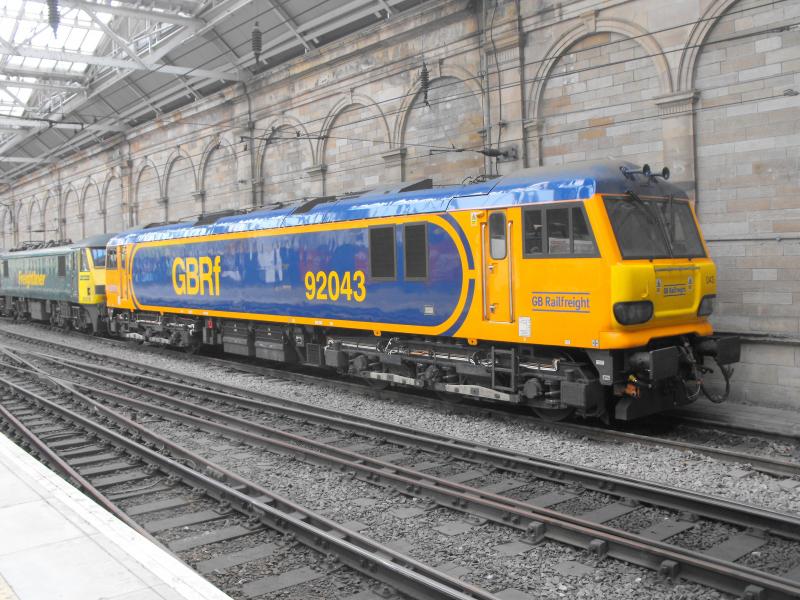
[523,203,598,257]
[80,250,89,271]
[107,247,118,269]
[91,248,107,268]
[489,213,506,259]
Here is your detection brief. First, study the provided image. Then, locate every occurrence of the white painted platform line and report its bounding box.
[0,433,234,600]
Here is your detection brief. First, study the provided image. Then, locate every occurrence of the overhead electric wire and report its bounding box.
[6,62,797,242]
[8,0,791,135]
[2,0,797,201]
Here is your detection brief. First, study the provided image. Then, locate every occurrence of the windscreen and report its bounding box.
[604,195,705,259]
[90,248,107,268]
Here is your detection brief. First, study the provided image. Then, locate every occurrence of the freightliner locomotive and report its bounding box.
[0,162,740,421]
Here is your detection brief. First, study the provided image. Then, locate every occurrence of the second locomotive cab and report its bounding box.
[103,161,740,421]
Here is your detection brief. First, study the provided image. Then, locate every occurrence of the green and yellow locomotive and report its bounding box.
[0,235,112,333]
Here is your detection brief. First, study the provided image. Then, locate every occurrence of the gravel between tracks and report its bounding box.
[9,324,795,517]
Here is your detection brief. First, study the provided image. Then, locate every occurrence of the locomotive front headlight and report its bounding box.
[698,294,715,317]
[613,300,653,325]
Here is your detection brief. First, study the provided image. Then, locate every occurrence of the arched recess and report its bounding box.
[0,208,12,250]
[693,0,800,229]
[528,18,673,123]
[399,72,484,183]
[200,138,240,214]
[16,202,29,246]
[134,160,162,226]
[103,174,123,234]
[41,193,59,241]
[677,0,738,92]
[321,96,391,195]
[82,179,103,237]
[28,199,44,242]
[532,24,669,167]
[62,186,81,242]
[258,121,315,205]
[164,150,197,221]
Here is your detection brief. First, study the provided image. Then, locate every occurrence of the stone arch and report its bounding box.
[62,185,82,242]
[399,73,485,184]
[258,121,315,205]
[82,178,103,237]
[134,159,163,226]
[102,172,124,234]
[394,63,484,146]
[255,115,315,183]
[16,202,29,246]
[677,0,739,92]
[29,198,44,242]
[199,137,240,214]
[693,0,800,229]
[528,18,673,123]
[0,207,13,250]
[164,149,197,221]
[320,96,391,195]
[533,24,669,168]
[40,192,59,241]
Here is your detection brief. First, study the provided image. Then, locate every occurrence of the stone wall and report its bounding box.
[2,0,799,406]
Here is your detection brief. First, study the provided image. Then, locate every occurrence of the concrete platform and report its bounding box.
[0,432,233,600]
[670,401,800,439]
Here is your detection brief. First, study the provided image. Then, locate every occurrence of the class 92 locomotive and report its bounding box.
[7,161,741,421]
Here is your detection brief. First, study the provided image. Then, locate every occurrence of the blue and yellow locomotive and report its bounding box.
[104,161,739,420]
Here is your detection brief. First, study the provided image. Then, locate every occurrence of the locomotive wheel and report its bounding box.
[532,407,575,421]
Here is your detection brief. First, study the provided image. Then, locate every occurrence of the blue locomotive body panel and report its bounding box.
[130,222,465,327]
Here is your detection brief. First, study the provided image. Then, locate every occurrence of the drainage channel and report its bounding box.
[0,357,499,600]
[12,347,800,600]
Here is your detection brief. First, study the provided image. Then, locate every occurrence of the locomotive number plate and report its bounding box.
[304,270,366,303]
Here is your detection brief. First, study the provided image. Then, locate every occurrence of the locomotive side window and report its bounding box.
[571,207,597,255]
[523,203,598,258]
[369,226,396,279]
[107,247,118,269]
[80,249,89,271]
[523,210,543,254]
[403,223,427,280]
[547,208,570,255]
[58,255,66,276]
[489,212,506,259]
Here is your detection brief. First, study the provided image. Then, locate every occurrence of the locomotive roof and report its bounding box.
[0,233,115,258]
[108,160,689,246]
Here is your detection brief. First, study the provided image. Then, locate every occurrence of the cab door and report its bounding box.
[119,245,130,304]
[482,211,513,323]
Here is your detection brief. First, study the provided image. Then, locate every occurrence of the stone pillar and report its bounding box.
[193,190,206,216]
[523,119,543,167]
[159,195,169,223]
[120,157,133,228]
[307,164,327,197]
[382,148,406,183]
[654,91,698,199]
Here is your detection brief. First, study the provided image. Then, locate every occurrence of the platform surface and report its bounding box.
[0,432,233,600]
[670,401,800,439]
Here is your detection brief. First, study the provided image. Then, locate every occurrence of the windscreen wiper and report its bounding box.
[625,190,673,257]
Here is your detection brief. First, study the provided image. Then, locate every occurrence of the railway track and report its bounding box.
[0,353,498,600]
[3,342,800,599]
[2,322,798,480]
